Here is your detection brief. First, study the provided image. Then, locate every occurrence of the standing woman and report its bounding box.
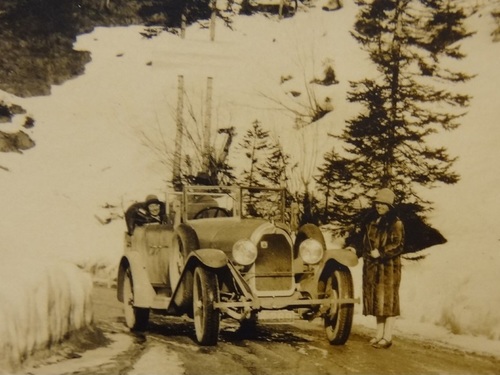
[347,188,405,349]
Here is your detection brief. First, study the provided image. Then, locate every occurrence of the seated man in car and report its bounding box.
[125,194,168,235]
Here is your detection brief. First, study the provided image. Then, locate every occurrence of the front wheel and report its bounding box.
[123,268,149,331]
[193,267,220,345]
[324,266,354,345]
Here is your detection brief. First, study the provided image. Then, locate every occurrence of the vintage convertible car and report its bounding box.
[117,185,359,345]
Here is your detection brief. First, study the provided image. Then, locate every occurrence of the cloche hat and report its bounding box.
[145,194,160,205]
[374,188,395,207]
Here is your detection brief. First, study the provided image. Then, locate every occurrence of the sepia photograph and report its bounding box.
[1,0,499,373]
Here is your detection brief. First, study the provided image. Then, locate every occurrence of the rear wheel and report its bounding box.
[169,236,188,289]
[324,266,354,345]
[193,267,220,345]
[123,268,149,331]
[169,225,199,290]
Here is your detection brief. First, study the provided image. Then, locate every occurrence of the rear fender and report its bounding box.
[169,249,228,313]
[116,253,156,308]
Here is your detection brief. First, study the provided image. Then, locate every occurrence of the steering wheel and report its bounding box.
[193,207,231,219]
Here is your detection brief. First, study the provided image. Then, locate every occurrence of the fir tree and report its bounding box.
[315,147,355,225]
[238,120,270,187]
[257,137,292,188]
[238,121,295,221]
[338,0,473,207]
[238,120,271,217]
[257,136,298,224]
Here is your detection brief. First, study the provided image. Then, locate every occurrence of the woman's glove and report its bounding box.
[370,249,381,258]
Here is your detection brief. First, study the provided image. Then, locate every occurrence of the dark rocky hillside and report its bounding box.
[0,0,210,97]
[0,0,209,158]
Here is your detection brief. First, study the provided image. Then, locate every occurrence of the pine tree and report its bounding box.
[257,136,299,223]
[257,137,292,188]
[237,120,269,217]
[238,120,296,220]
[315,147,355,225]
[238,120,270,187]
[338,0,473,207]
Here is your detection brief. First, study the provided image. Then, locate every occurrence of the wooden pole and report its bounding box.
[181,11,186,39]
[278,0,284,19]
[209,0,216,41]
[173,75,184,188]
[203,77,213,174]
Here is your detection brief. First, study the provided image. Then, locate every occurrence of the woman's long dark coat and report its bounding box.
[350,209,405,317]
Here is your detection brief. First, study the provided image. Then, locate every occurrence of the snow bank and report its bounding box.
[400,243,500,341]
[0,255,93,372]
[391,0,500,350]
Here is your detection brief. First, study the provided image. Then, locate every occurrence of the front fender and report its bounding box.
[325,248,358,268]
[117,253,156,308]
[299,249,358,298]
[189,248,228,268]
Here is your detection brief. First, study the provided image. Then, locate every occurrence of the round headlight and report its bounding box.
[299,238,324,265]
[232,239,258,266]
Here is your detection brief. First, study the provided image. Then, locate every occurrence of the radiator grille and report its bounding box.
[255,234,293,291]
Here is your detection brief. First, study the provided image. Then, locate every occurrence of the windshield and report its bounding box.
[167,186,286,223]
[240,187,285,222]
[167,186,239,222]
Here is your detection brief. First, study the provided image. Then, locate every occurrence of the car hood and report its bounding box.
[187,218,280,253]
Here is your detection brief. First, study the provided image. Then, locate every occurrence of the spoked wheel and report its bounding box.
[323,266,354,345]
[169,235,187,289]
[123,268,149,331]
[193,267,220,345]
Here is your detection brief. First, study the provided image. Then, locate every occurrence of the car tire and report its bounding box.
[123,268,150,331]
[324,266,354,345]
[193,267,220,346]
